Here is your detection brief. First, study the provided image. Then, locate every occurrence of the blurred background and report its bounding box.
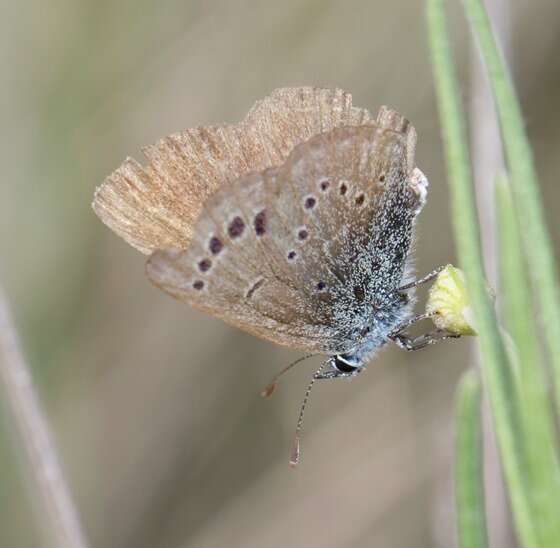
[1,1,559,547]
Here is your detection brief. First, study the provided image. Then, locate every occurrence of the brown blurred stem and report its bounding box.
[0,283,89,548]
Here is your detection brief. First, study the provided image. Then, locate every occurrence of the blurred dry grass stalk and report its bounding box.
[1,1,559,547]
[0,284,89,548]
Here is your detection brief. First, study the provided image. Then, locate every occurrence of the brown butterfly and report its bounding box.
[93,87,458,464]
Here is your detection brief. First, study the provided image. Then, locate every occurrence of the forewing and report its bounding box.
[93,87,374,254]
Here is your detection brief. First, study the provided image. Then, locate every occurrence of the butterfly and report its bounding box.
[93,87,459,464]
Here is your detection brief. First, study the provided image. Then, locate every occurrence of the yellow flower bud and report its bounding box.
[426,265,477,336]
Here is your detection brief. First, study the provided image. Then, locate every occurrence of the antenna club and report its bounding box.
[261,382,277,398]
[289,436,301,467]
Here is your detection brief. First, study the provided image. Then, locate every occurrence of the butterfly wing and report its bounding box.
[93,87,374,254]
[147,111,426,354]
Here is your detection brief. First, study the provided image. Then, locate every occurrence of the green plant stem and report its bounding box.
[426,1,538,547]
[463,0,560,418]
[495,175,542,399]
[455,370,488,548]
[496,176,560,545]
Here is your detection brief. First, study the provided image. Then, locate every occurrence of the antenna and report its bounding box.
[289,358,330,468]
[260,353,315,397]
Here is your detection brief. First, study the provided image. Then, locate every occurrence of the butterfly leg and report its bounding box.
[387,311,461,351]
[388,312,433,334]
[389,329,460,351]
[397,265,447,292]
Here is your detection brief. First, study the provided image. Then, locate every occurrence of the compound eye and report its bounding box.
[333,356,359,374]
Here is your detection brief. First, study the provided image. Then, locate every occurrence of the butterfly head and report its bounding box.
[320,354,363,379]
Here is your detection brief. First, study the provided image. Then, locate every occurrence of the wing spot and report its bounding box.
[287,250,297,260]
[316,281,326,291]
[298,229,308,241]
[193,280,204,291]
[246,279,264,299]
[209,237,223,255]
[340,182,348,195]
[228,216,245,238]
[254,210,266,236]
[304,196,316,209]
[379,173,386,182]
[198,259,212,272]
[355,193,365,206]
[320,179,330,191]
